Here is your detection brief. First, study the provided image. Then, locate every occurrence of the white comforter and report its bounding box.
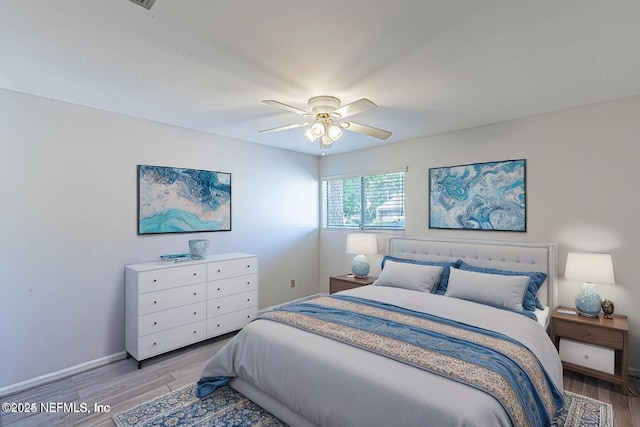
[200,286,563,427]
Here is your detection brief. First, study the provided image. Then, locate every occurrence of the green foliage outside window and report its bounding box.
[323,171,405,230]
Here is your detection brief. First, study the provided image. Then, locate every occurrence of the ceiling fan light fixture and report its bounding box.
[260,96,392,152]
[319,137,333,150]
[305,128,318,142]
[310,122,325,138]
[327,124,342,141]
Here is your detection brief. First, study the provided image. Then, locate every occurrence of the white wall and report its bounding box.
[0,88,320,390]
[320,96,640,371]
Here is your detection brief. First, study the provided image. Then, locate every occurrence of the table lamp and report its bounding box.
[564,252,615,317]
[346,233,377,278]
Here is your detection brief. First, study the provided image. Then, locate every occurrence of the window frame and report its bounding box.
[321,167,407,231]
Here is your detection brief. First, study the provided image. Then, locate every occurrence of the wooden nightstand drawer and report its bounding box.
[559,338,614,374]
[554,320,624,349]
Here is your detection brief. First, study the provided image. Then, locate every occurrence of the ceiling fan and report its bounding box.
[259,96,392,150]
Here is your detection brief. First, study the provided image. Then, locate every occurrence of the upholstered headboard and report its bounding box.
[386,236,558,309]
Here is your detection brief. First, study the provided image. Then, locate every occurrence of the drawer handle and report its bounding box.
[153,342,157,346]
[217,306,221,309]
[193,330,197,334]
[193,292,197,296]
[584,355,589,360]
[247,298,251,302]
[246,281,250,285]
[217,288,221,291]
[193,312,197,315]
[153,301,157,304]
[217,269,221,273]
[217,324,220,327]
[153,279,157,283]
[247,265,250,268]
[153,321,157,325]
[193,273,197,276]
[247,315,251,319]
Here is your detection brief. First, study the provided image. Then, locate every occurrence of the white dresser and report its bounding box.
[125,252,257,367]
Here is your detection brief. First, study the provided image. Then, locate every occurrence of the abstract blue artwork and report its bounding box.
[429,159,526,231]
[138,165,231,234]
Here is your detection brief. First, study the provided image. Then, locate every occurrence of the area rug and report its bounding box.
[552,391,613,427]
[113,384,613,427]
[113,384,285,427]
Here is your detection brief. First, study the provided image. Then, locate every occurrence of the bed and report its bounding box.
[197,236,563,427]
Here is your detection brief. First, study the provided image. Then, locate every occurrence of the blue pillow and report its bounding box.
[457,260,547,311]
[381,256,461,293]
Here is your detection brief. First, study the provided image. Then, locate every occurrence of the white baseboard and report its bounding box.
[0,351,127,397]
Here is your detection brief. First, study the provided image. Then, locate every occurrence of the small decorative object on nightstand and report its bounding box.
[330,274,376,294]
[564,252,615,317]
[601,299,615,319]
[346,234,377,278]
[550,306,629,395]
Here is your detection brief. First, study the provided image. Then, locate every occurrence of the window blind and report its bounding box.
[322,170,405,230]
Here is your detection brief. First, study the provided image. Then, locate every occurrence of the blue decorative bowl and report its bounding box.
[188,239,210,259]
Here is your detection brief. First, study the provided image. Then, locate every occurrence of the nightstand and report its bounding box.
[550,306,629,395]
[329,274,376,294]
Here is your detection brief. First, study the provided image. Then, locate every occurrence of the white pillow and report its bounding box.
[373,260,443,292]
[445,267,529,311]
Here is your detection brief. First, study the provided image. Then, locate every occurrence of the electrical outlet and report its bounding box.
[290,279,296,288]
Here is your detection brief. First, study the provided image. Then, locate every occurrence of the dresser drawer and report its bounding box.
[138,320,206,359]
[207,257,257,281]
[559,338,614,374]
[138,302,206,336]
[139,283,206,315]
[555,320,624,349]
[207,308,257,337]
[207,274,258,298]
[207,291,257,316]
[137,264,207,293]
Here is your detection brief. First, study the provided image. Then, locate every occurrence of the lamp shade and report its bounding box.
[346,234,377,255]
[565,253,615,284]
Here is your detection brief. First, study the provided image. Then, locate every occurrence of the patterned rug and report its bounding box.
[113,384,613,427]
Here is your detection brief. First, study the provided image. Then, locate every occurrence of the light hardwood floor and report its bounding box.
[1,334,638,427]
[0,335,235,427]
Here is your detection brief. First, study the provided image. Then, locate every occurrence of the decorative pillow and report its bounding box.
[373,260,443,292]
[445,267,530,311]
[381,256,460,293]
[457,261,547,311]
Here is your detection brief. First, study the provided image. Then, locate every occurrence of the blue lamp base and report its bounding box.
[575,282,602,317]
[351,255,370,278]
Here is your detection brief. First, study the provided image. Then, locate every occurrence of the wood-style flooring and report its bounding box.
[0,334,234,427]
[1,334,638,426]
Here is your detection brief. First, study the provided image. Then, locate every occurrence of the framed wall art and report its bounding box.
[137,165,231,234]
[429,159,526,232]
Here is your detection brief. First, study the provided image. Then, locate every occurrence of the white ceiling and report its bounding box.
[2,1,640,156]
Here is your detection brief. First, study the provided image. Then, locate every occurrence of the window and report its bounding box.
[322,170,405,230]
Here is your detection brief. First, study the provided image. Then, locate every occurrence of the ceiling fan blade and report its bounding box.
[259,122,310,134]
[342,122,392,140]
[262,100,312,116]
[331,98,377,119]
